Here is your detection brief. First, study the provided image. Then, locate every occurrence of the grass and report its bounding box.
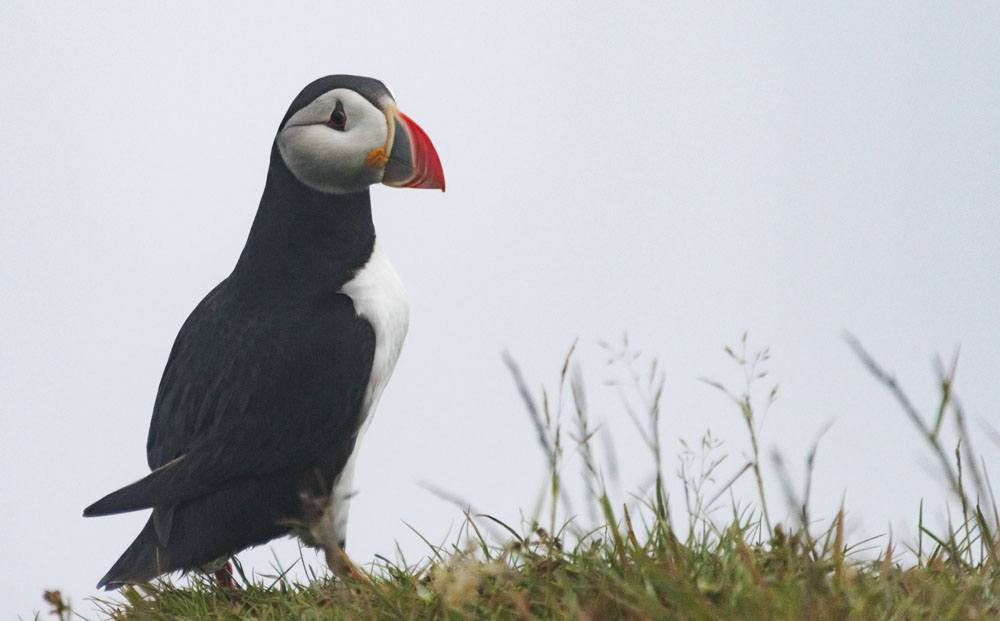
[44,335,1000,620]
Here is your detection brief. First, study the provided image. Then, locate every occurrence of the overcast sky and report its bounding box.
[3,2,999,616]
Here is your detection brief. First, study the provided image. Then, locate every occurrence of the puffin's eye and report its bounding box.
[328,101,347,131]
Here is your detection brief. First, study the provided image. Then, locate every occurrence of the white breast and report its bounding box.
[307,244,409,550]
[341,244,410,421]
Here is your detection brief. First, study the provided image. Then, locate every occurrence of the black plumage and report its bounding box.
[84,76,400,589]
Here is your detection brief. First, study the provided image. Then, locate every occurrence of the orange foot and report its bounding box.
[213,560,238,590]
[325,547,370,583]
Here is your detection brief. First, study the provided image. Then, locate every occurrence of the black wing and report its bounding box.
[84,281,374,516]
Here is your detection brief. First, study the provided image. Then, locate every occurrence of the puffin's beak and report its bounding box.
[380,109,446,191]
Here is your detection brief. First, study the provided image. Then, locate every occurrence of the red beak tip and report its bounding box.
[397,111,445,193]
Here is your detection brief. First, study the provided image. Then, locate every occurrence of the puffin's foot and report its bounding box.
[213,560,238,590]
[324,546,369,583]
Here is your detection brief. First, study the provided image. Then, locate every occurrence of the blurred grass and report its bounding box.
[45,335,1000,620]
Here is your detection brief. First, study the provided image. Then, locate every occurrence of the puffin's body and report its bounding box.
[84,75,444,589]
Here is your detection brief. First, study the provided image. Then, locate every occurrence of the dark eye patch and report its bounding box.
[328,100,347,131]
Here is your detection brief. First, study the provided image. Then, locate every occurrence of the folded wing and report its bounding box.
[84,285,375,518]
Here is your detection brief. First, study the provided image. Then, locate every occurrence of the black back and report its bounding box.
[146,75,385,480]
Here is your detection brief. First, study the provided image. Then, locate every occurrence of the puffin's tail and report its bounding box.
[97,515,165,590]
[94,472,303,590]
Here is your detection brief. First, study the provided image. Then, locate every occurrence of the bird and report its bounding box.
[83,75,444,590]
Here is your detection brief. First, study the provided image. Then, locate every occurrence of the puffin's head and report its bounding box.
[275,75,445,194]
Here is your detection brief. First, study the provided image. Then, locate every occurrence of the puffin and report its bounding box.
[83,75,444,589]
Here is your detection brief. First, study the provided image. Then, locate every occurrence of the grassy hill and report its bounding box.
[45,336,1000,619]
[44,523,997,620]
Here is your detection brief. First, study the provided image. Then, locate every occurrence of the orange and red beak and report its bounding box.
[381,109,445,191]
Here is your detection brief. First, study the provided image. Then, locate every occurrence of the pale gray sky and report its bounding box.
[2,2,999,616]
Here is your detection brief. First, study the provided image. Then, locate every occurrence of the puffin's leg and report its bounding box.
[324,545,369,582]
[212,560,237,590]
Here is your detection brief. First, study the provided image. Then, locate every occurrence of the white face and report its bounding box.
[277,88,391,194]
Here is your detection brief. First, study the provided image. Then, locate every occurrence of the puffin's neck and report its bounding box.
[232,154,376,295]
